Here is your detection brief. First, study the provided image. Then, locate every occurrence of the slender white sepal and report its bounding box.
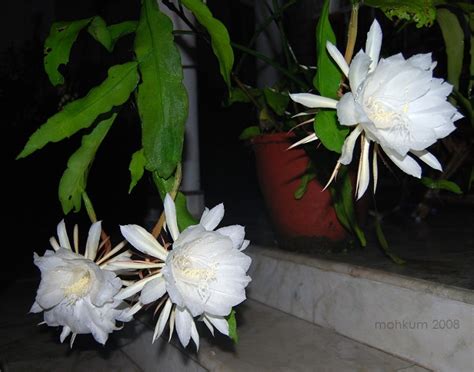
[288,133,318,150]
[326,41,349,77]
[164,194,180,241]
[289,93,338,109]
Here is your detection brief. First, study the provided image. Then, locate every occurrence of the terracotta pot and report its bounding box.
[251,132,346,241]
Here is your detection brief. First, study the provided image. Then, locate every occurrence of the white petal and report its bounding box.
[60,326,71,343]
[326,41,349,77]
[175,307,193,347]
[365,20,382,72]
[205,314,229,336]
[190,320,200,350]
[200,204,225,231]
[356,136,371,200]
[217,225,245,250]
[349,51,371,93]
[85,221,102,260]
[164,194,180,241]
[336,93,359,126]
[373,146,379,194]
[240,240,250,251]
[384,147,422,178]
[115,274,161,300]
[411,150,442,171]
[201,316,215,336]
[153,299,172,343]
[339,125,363,165]
[289,93,338,109]
[57,220,71,250]
[120,225,167,261]
[140,277,166,305]
[288,133,318,149]
[30,301,42,313]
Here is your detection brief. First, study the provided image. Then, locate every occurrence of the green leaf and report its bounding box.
[294,173,315,199]
[227,309,238,343]
[135,0,188,178]
[313,0,341,99]
[87,16,113,52]
[314,110,349,153]
[44,18,92,86]
[263,88,289,116]
[239,126,261,140]
[59,113,117,214]
[374,217,406,264]
[18,62,139,159]
[175,192,198,231]
[436,8,464,91]
[364,0,436,28]
[181,0,234,89]
[152,172,175,200]
[109,21,138,49]
[421,177,463,194]
[129,149,146,193]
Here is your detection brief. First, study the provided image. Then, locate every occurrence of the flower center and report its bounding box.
[64,270,92,300]
[172,251,217,301]
[365,97,407,130]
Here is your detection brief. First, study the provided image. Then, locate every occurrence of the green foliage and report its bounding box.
[181,0,234,90]
[175,192,198,231]
[314,110,349,154]
[374,216,406,264]
[294,173,315,199]
[421,177,463,194]
[364,0,436,28]
[87,16,113,52]
[44,18,92,86]
[18,62,139,159]
[134,0,188,179]
[59,114,117,214]
[239,126,261,140]
[109,21,138,49]
[128,149,146,193]
[227,309,238,343]
[263,88,289,116]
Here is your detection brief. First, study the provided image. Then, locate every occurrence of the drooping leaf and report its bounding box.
[109,21,138,49]
[364,0,436,28]
[374,216,406,264]
[436,8,464,91]
[239,126,261,140]
[44,18,92,86]
[175,192,198,231]
[135,0,188,178]
[18,62,139,159]
[294,173,315,199]
[421,177,463,194]
[314,110,349,154]
[181,0,234,89]
[129,148,146,193]
[263,88,289,116]
[87,16,113,52]
[313,0,341,99]
[227,309,238,344]
[59,113,117,214]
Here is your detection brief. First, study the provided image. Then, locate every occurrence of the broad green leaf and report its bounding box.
[135,0,188,178]
[421,177,463,194]
[227,309,238,343]
[59,113,117,214]
[18,62,139,159]
[263,88,289,116]
[129,149,146,193]
[181,0,234,89]
[175,192,198,231]
[44,18,92,86]
[313,0,340,99]
[88,16,113,52]
[314,110,349,153]
[374,217,406,264]
[294,173,315,199]
[109,21,138,49]
[239,126,261,140]
[437,8,464,91]
[364,0,436,28]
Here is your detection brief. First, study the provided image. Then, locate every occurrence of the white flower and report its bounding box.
[30,220,132,347]
[290,20,462,199]
[119,194,251,349]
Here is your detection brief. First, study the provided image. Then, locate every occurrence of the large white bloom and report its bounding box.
[31,220,132,346]
[119,194,251,349]
[290,20,462,199]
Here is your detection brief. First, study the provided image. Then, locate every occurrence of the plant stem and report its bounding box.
[232,74,262,110]
[82,191,112,251]
[152,163,183,238]
[344,4,359,64]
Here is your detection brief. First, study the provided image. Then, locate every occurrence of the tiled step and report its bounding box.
[246,246,474,372]
[120,298,428,372]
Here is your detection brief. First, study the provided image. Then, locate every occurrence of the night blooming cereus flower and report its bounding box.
[31,220,132,346]
[290,20,462,199]
[118,194,252,349]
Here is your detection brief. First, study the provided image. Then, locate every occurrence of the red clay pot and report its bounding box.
[251,132,346,241]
